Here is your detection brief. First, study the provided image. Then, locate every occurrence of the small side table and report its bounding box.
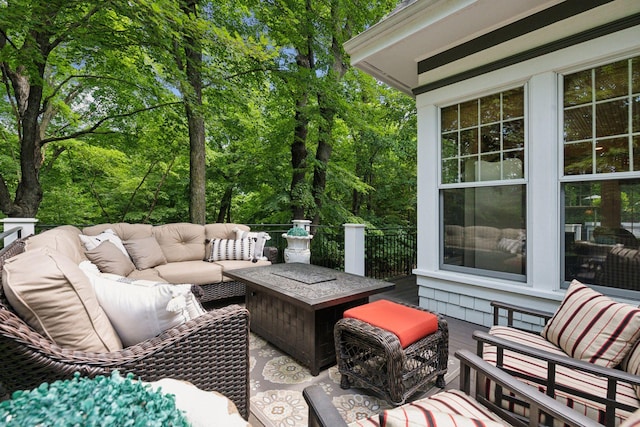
[334,300,449,405]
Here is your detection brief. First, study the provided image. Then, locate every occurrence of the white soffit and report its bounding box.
[344,0,637,96]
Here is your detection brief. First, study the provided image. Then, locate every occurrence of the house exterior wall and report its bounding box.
[414,24,640,328]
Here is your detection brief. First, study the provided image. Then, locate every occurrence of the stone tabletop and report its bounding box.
[225,263,394,308]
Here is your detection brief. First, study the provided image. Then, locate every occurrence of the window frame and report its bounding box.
[437,84,528,282]
[558,54,640,298]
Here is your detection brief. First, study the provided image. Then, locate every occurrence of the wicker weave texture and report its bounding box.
[334,303,449,406]
[0,239,251,419]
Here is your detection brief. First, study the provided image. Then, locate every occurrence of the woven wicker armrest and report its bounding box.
[304,349,601,427]
[0,303,251,419]
[473,330,640,422]
[490,300,554,328]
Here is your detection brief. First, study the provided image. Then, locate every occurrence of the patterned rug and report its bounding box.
[249,333,460,427]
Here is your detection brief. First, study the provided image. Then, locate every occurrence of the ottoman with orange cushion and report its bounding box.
[334,299,449,405]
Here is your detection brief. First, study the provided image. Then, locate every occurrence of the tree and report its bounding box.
[0,0,179,218]
[251,0,397,225]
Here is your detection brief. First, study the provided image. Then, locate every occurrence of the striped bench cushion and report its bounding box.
[347,390,507,427]
[541,280,640,368]
[484,326,639,426]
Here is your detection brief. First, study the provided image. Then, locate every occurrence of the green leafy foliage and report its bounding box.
[0,0,416,231]
[0,371,189,427]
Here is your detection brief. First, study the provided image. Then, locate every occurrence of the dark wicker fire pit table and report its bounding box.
[224,263,395,375]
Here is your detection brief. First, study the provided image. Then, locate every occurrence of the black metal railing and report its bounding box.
[365,228,417,280]
[32,222,416,280]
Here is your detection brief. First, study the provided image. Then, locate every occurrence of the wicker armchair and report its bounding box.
[0,238,250,419]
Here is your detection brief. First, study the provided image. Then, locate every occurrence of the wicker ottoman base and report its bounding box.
[334,303,449,406]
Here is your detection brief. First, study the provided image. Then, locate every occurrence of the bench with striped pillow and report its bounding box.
[479,280,640,426]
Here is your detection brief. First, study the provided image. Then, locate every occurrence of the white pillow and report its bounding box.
[233,227,271,262]
[79,228,129,257]
[79,263,205,346]
[147,379,250,427]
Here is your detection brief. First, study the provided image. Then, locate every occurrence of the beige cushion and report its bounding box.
[376,389,506,427]
[464,226,502,251]
[204,223,248,240]
[153,223,205,262]
[542,280,640,367]
[83,223,153,241]
[1,248,122,352]
[25,225,86,264]
[79,264,205,347]
[127,268,167,282]
[154,261,223,285]
[85,241,136,276]
[124,236,167,270]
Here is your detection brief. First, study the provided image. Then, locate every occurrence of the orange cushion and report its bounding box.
[344,300,439,348]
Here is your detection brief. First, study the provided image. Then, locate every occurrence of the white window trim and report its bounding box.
[415,25,640,297]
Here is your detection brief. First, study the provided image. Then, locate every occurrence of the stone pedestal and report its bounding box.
[283,235,313,263]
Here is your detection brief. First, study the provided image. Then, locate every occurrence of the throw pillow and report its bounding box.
[207,238,253,262]
[147,379,250,427]
[541,280,640,367]
[85,241,136,276]
[233,227,271,262]
[1,248,122,352]
[497,237,523,254]
[79,228,129,256]
[123,236,167,270]
[81,269,205,347]
[621,338,640,399]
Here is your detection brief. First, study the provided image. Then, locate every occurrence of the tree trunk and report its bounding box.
[311,97,335,226]
[217,186,233,223]
[181,0,206,225]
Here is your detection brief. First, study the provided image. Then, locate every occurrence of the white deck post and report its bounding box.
[344,223,366,276]
[2,218,38,247]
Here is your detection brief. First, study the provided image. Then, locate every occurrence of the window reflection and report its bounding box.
[564,179,640,291]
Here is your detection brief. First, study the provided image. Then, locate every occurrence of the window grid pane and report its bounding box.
[441,87,525,184]
[563,56,640,175]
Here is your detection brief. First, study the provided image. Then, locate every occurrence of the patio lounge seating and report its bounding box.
[474,281,640,427]
[303,349,603,427]
[0,238,251,419]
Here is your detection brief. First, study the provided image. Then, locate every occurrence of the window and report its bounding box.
[440,87,526,278]
[563,56,640,293]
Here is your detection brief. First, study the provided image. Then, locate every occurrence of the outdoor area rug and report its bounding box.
[249,332,460,427]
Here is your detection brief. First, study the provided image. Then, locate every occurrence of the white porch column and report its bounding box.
[2,217,38,247]
[344,223,365,276]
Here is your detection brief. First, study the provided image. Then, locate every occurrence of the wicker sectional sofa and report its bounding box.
[29,222,275,302]
[0,222,276,419]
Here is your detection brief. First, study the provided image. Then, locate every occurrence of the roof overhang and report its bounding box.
[344,0,640,96]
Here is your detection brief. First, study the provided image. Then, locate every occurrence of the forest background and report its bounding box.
[0,0,417,230]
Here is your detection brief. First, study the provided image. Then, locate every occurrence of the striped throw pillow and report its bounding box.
[541,280,640,367]
[621,339,640,399]
[207,238,254,262]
